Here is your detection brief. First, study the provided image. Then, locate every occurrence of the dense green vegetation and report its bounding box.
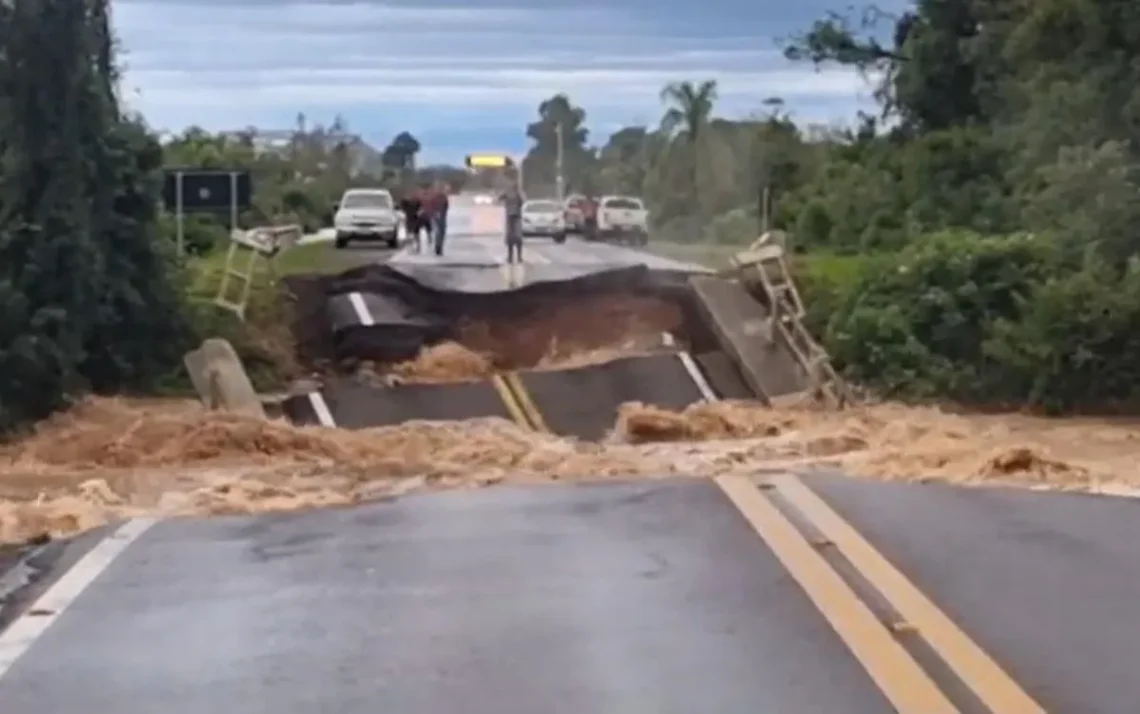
[516,0,1140,412]
[4,0,1139,436]
[0,0,193,432]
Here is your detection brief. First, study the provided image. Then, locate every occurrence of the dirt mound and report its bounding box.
[2,397,1137,545]
[616,400,791,442]
[389,342,496,383]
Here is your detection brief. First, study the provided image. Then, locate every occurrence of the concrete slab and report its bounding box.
[283,379,515,429]
[0,480,893,714]
[515,353,707,440]
[688,275,804,401]
[693,350,757,400]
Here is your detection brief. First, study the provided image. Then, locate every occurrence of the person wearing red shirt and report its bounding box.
[423,181,450,255]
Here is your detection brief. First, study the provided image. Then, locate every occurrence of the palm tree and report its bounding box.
[660,80,718,142]
[659,80,719,210]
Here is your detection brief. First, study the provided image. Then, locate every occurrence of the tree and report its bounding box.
[0,0,193,432]
[659,80,719,211]
[784,3,986,134]
[596,127,653,196]
[523,94,595,195]
[382,131,421,172]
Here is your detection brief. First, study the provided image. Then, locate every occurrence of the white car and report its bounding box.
[595,195,649,245]
[521,199,567,242]
[334,188,400,248]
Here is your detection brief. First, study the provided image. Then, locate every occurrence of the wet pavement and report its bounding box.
[387,234,710,292]
[1,474,1138,712]
[0,479,892,713]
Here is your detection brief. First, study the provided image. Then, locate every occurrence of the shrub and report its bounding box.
[985,262,1140,412]
[825,230,1061,402]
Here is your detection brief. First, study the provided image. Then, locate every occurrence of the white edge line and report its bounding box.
[527,244,552,265]
[346,292,374,327]
[306,391,336,427]
[0,518,157,680]
[677,350,717,402]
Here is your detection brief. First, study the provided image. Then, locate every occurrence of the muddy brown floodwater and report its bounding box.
[356,294,686,384]
[2,292,1138,544]
[2,393,1139,545]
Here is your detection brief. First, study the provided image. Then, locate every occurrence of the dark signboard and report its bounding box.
[162,169,252,211]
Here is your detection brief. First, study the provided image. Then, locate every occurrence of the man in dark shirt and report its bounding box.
[582,193,599,241]
[501,184,524,263]
[398,188,426,251]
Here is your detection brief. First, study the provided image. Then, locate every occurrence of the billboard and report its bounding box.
[162,169,252,211]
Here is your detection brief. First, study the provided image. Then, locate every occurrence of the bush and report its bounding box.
[825,230,1061,403]
[796,252,885,338]
[702,207,756,245]
[985,262,1140,413]
[159,213,229,256]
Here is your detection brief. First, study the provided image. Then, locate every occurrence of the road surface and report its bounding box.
[302,193,710,278]
[3,473,1139,711]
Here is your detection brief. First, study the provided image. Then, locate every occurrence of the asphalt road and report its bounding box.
[2,473,1139,712]
[305,198,709,278]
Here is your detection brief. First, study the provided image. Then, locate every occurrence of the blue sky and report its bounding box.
[114,0,893,164]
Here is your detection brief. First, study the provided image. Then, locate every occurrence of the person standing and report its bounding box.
[398,186,425,252]
[427,180,450,256]
[502,184,524,264]
[582,193,599,241]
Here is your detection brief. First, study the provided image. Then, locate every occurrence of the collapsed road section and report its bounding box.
[278,237,843,439]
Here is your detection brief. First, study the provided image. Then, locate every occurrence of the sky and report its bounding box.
[114,0,892,165]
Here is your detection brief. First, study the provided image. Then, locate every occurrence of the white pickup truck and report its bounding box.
[593,195,649,245]
[333,188,400,249]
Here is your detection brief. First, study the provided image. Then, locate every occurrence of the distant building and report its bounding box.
[217,129,383,176]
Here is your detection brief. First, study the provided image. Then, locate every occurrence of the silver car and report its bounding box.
[521,199,567,243]
[333,188,400,248]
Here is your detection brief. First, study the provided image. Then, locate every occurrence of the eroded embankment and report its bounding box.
[3,263,1137,544]
[2,396,1138,544]
[283,264,718,383]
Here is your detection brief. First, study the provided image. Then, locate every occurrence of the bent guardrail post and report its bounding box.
[215,224,302,320]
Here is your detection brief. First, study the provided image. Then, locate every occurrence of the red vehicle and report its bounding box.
[563,194,587,234]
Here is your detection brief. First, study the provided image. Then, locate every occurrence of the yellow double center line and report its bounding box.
[716,474,1046,714]
[492,372,550,432]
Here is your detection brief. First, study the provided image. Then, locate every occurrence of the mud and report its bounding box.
[285,263,713,376]
[347,294,684,384]
[4,262,1136,545]
[2,396,1138,545]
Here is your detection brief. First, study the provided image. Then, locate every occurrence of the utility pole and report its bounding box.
[555,122,565,201]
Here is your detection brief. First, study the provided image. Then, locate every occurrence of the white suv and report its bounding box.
[334,188,399,248]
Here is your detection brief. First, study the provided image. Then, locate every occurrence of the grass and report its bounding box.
[187,239,390,296]
[643,240,745,269]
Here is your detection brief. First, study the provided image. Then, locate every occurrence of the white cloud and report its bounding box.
[113,0,877,158]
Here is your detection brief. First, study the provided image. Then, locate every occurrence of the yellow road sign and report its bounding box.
[465,154,512,169]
